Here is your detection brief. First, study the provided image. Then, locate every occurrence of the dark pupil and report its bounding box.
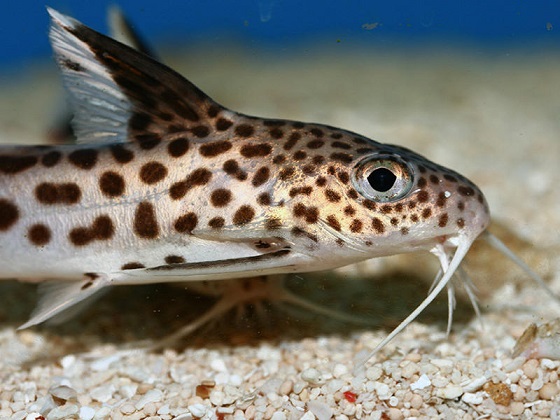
[367,167,396,192]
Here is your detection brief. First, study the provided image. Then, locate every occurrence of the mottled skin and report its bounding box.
[0,10,490,337]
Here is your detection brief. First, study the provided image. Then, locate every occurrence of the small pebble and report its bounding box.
[538,382,559,400]
[188,403,207,417]
[410,374,431,391]
[79,407,95,420]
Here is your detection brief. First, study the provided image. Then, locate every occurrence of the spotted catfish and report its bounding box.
[1,9,495,352]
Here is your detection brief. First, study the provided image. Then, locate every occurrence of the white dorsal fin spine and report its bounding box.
[48,8,131,145]
[47,8,226,146]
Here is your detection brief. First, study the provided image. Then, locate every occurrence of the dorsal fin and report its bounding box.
[107,5,157,58]
[48,8,225,145]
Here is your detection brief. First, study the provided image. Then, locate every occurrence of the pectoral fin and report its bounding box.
[19,274,110,329]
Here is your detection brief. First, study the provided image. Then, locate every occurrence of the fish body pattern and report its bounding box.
[0,10,490,328]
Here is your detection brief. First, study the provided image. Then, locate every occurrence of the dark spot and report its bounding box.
[293,203,319,224]
[99,171,125,197]
[422,208,432,219]
[191,125,210,138]
[395,203,404,212]
[283,132,301,150]
[347,189,359,200]
[302,164,316,176]
[381,205,392,214]
[208,217,225,229]
[371,217,385,234]
[257,192,272,206]
[293,150,307,161]
[210,189,233,207]
[233,205,255,225]
[417,177,427,188]
[362,200,376,210]
[240,143,273,158]
[223,160,240,174]
[458,186,475,197]
[69,215,114,246]
[356,148,375,154]
[199,140,232,157]
[134,202,159,239]
[169,168,212,200]
[337,171,350,184]
[408,201,417,209]
[327,166,336,175]
[316,177,327,187]
[457,201,465,211]
[417,191,429,203]
[457,218,465,228]
[165,255,185,264]
[418,165,427,173]
[401,227,409,235]
[411,214,419,222]
[436,192,447,207]
[35,182,81,205]
[279,167,295,180]
[332,141,351,150]
[135,134,161,150]
[216,118,233,131]
[272,155,286,164]
[344,205,356,216]
[269,128,284,139]
[68,149,98,170]
[350,219,362,233]
[439,213,449,227]
[175,212,198,234]
[42,151,62,167]
[289,186,313,197]
[168,137,190,157]
[207,105,220,118]
[325,189,341,202]
[235,124,255,137]
[430,174,440,184]
[310,128,324,137]
[312,155,325,165]
[61,58,83,72]
[331,133,343,139]
[390,217,399,226]
[252,167,270,187]
[292,122,305,129]
[326,215,341,231]
[265,218,282,230]
[0,155,38,174]
[28,223,51,246]
[121,262,145,270]
[307,140,324,149]
[444,174,458,183]
[140,162,168,185]
[110,145,134,164]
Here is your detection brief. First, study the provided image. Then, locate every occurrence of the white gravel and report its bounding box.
[0,44,559,418]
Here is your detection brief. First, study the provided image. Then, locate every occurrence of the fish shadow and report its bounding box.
[0,269,477,359]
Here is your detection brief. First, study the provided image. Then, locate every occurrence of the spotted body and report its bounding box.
[0,10,491,344]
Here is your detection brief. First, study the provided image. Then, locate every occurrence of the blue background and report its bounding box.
[1,1,559,70]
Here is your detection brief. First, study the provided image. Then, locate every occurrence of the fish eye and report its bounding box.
[351,154,414,203]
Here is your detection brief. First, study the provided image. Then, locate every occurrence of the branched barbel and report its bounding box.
[0,8,553,366]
